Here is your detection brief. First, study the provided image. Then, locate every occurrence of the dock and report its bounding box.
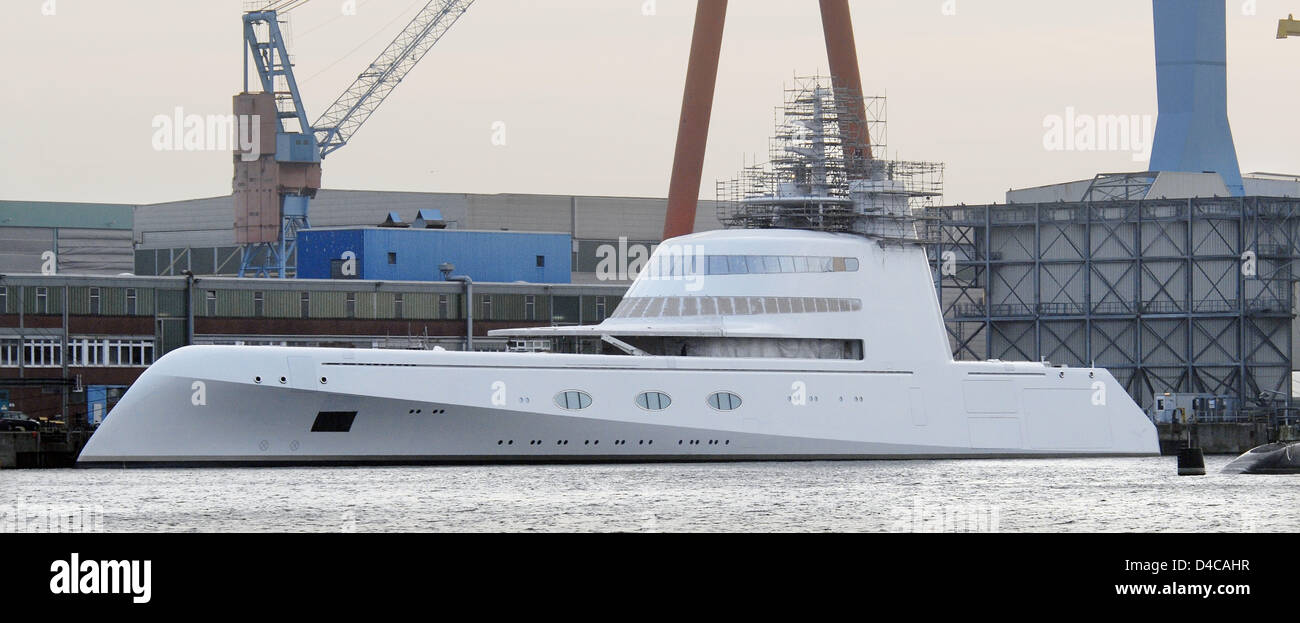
[0,431,90,469]
[1157,422,1300,455]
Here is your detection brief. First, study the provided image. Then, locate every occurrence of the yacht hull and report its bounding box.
[78,345,1160,466]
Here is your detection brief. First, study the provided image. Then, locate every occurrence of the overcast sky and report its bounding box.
[2,0,1297,207]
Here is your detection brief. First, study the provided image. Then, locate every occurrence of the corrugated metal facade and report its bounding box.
[297,228,572,284]
[0,201,134,276]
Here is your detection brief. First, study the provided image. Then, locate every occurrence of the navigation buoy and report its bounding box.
[1177,448,1206,476]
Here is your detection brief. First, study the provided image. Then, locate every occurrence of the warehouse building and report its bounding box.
[296,226,572,283]
[131,189,724,284]
[0,200,134,275]
[930,183,1300,419]
[0,274,623,427]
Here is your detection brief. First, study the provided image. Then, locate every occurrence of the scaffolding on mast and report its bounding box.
[716,75,944,245]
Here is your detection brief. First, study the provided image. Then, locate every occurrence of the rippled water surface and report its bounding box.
[2,455,1296,532]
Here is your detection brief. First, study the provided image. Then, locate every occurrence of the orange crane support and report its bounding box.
[819,0,873,171]
[663,0,728,241]
[663,0,872,240]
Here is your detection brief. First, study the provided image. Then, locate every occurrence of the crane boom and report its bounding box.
[313,0,474,158]
[236,0,472,277]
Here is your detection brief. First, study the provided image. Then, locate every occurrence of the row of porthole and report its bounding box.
[554,390,743,412]
[407,408,447,415]
[254,375,331,385]
[498,439,729,446]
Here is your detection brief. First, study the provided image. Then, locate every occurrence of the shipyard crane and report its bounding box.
[236,0,474,277]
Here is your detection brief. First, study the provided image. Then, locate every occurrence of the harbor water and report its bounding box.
[1,455,1295,532]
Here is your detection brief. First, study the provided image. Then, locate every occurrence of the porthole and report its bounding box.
[279,376,287,384]
[554,390,593,410]
[254,376,262,384]
[706,391,743,411]
[635,391,672,411]
[320,377,328,384]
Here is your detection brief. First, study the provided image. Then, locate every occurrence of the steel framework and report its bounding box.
[929,197,1300,411]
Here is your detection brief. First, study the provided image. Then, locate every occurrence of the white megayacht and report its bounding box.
[78,228,1159,466]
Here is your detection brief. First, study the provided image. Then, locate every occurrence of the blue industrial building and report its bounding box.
[297,225,572,283]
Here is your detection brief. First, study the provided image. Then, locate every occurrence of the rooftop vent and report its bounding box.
[379,212,409,228]
[413,209,447,229]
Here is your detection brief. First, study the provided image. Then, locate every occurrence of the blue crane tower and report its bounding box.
[236,0,474,278]
[1148,0,1244,196]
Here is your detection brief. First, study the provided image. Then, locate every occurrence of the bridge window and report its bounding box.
[673,255,860,276]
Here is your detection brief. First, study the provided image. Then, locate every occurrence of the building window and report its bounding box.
[388,252,397,265]
[345,292,356,318]
[707,391,742,411]
[596,297,607,322]
[635,391,672,411]
[24,338,61,367]
[125,288,137,315]
[554,390,592,410]
[89,287,101,315]
[206,291,217,316]
[480,295,492,320]
[300,292,310,319]
[438,294,449,318]
[525,295,536,321]
[0,287,7,314]
[0,339,19,366]
[60,337,155,368]
[253,291,264,317]
[35,287,48,314]
[536,255,545,268]
[393,293,404,319]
